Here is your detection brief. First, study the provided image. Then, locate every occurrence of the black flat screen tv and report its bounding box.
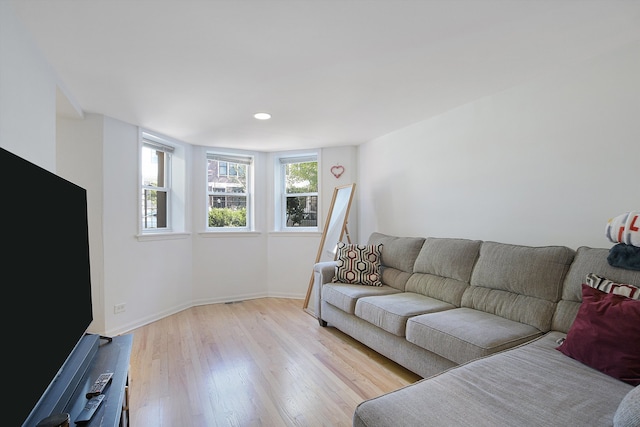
[0,147,94,426]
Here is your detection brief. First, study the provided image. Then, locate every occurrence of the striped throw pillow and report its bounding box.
[585,273,640,300]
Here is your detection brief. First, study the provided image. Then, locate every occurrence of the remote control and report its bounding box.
[75,394,105,424]
[85,372,113,398]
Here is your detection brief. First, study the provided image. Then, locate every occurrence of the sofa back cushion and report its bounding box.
[405,237,482,306]
[463,241,575,331]
[367,232,425,291]
[552,246,640,333]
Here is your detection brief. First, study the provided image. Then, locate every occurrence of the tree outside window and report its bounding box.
[283,157,318,228]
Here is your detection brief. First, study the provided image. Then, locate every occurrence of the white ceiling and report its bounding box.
[8,0,640,152]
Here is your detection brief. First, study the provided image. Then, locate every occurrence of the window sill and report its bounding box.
[198,230,262,238]
[136,232,191,242]
[268,230,322,237]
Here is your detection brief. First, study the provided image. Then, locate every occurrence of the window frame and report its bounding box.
[140,133,174,233]
[206,151,254,231]
[277,153,319,232]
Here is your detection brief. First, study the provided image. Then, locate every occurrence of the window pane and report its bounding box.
[208,197,247,227]
[142,189,167,229]
[207,157,249,228]
[286,195,317,227]
[141,135,173,232]
[208,195,247,210]
[285,161,317,194]
[142,147,165,187]
[208,159,246,189]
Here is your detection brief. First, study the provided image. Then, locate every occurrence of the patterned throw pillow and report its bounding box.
[585,273,640,300]
[332,242,383,286]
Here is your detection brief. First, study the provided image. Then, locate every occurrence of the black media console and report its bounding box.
[26,333,132,427]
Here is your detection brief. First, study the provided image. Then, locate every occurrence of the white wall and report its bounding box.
[265,146,358,311]
[190,145,358,308]
[102,118,195,334]
[358,41,640,249]
[57,114,106,334]
[0,2,56,170]
[190,145,266,305]
[320,146,359,243]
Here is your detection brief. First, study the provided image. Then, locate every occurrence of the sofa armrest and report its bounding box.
[314,261,338,283]
[313,261,337,324]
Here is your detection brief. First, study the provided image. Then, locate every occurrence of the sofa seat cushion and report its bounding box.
[406,307,542,364]
[354,293,455,337]
[321,283,400,314]
[353,332,633,427]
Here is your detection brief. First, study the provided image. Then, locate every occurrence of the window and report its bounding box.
[279,155,318,229]
[141,135,174,231]
[207,153,253,229]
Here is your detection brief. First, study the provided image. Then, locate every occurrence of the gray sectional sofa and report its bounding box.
[312,232,640,426]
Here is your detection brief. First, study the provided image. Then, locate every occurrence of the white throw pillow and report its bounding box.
[614,386,640,427]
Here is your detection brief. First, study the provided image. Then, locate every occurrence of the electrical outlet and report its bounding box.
[114,303,126,314]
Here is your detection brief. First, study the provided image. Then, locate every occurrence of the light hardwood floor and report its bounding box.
[128,298,421,427]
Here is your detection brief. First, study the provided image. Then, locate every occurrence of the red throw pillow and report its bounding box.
[557,284,640,385]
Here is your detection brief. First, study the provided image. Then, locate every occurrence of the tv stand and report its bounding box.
[25,333,132,427]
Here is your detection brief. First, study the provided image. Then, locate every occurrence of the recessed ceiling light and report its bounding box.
[254,112,271,120]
